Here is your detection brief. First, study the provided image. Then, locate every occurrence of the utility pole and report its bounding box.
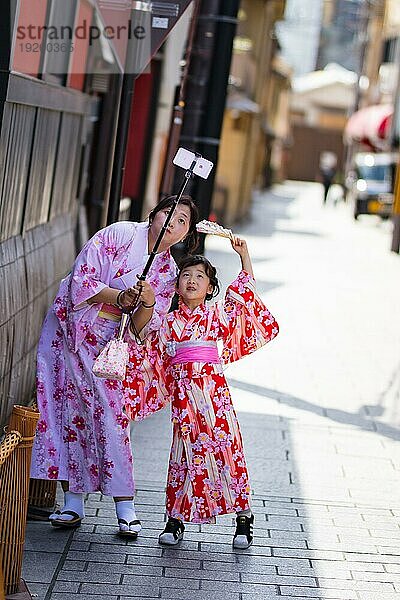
[345,0,371,178]
[171,0,240,251]
[107,4,152,225]
[159,0,201,198]
[190,0,240,227]
[390,38,400,253]
[176,0,220,191]
[391,166,400,253]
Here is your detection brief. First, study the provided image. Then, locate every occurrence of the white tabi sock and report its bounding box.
[49,491,85,521]
[115,500,141,533]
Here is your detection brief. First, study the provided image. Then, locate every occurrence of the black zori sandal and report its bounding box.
[117,518,142,538]
[50,510,82,528]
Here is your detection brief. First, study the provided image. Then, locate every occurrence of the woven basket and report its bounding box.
[0,405,39,596]
[0,431,22,466]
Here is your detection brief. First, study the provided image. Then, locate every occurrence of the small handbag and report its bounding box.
[92,313,130,381]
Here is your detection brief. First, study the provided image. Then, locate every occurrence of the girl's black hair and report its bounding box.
[148,195,199,254]
[178,255,220,301]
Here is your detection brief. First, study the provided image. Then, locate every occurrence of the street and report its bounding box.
[23,182,400,600]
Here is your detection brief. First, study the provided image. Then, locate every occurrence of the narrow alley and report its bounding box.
[23,182,400,600]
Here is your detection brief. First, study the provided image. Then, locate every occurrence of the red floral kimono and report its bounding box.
[123,270,279,523]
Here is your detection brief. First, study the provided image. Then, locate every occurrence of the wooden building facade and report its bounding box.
[0,0,194,428]
[0,1,112,427]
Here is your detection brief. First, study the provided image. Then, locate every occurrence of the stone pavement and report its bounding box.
[22,182,400,600]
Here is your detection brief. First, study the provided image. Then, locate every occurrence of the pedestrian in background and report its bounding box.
[319,151,338,204]
[30,196,199,536]
[124,239,279,548]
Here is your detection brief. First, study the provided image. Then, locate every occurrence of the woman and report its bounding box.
[30,195,199,536]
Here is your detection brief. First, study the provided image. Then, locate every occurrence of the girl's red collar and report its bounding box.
[178,296,206,316]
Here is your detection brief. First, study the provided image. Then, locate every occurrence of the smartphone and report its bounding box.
[173,147,214,179]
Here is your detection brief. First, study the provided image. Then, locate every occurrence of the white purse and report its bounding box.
[92,313,130,381]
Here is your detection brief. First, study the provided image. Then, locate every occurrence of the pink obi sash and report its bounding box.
[167,341,220,365]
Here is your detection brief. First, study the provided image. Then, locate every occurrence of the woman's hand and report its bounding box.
[90,281,155,311]
[117,281,155,313]
[129,281,156,338]
[118,287,141,312]
[136,280,156,308]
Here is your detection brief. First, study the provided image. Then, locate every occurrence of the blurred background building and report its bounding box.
[276,0,324,76]
[279,0,400,212]
[317,0,366,73]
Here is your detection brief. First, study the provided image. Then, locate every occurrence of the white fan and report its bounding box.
[196,220,234,241]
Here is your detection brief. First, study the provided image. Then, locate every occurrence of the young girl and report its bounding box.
[123,238,279,548]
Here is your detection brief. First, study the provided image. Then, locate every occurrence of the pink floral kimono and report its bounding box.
[124,270,279,523]
[30,221,177,496]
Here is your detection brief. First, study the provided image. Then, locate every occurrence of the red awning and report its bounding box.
[344,104,393,150]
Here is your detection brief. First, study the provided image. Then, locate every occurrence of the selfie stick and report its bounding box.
[118,148,214,339]
[139,148,213,281]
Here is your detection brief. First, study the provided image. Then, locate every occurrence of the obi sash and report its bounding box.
[167,341,220,365]
[98,303,122,322]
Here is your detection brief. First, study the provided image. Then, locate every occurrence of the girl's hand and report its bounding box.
[231,236,254,278]
[231,236,249,258]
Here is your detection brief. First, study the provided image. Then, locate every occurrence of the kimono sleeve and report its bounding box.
[55,223,137,352]
[219,269,279,365]
[123,329,171,421]
[71,223,134,309]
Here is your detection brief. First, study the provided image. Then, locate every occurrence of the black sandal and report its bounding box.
[117,518,141,538]
[50,510,82,528]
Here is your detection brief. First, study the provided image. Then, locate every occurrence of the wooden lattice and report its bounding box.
[0,432,18,600]
[0,405,39,596]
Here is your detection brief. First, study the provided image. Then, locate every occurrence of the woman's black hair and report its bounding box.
[178,254,220,301]
[148,195,199,254]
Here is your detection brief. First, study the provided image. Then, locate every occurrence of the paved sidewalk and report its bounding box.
[23,182,400,600]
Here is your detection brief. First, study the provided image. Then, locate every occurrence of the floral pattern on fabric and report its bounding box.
[31,221,177,495]
[124,270,279,522]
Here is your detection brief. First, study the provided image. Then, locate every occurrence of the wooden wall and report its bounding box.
[0,216,76,427]
[0,74,97,427]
